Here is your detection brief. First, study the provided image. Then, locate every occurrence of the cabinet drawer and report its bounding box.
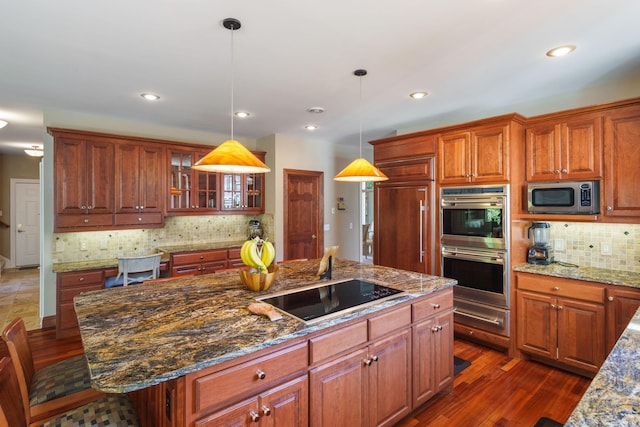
[378,161,432,181]
[192,342,308,413]
[368,305,411,340]
[309,321,368,364]
[59,270,104,287]
[172,249,227,266]
[227,246,242,259]
[60,283,104,303]
[56,214,113,229]
[412,288,454,322]
[114,212,163,226]
[517,273,604,303]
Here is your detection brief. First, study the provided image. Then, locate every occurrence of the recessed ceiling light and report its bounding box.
[410,92,428,99]
[546,45,576,57]
[140,93,160,101]
[234,111,250,118]
[307,107,324,114]
[0,120,7,128]
[305,125,318,131]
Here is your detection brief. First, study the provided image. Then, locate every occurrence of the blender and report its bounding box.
[527,222,554,265]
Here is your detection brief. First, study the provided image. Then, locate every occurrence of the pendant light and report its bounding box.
[193,18,270,174]
[24,145,44,157]
[334,69,388,182]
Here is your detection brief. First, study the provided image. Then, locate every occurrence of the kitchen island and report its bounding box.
[74,258,456,427]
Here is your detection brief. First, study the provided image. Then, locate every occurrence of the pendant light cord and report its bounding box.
[230,23,235,141]
[358,73,362,158]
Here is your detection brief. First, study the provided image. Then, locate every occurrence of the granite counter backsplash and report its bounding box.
[565,308,640,426]
[73,259,456,394]
[513,263,640,289]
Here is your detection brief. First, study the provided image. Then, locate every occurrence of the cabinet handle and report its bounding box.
[261,405,271,416]
[557,305,563,310]
[79,277,85,281]
[81,205,86,210]
[552,287,560,291]
[200,256,204,260]
[140,206,144,210]
[83,219,89,223]
[371,355,379,362]
[550,304,556,309]
[607,206,613,212]
[431,326,443,333]
[256,369,266,380]
[135,206,140,210]
[608,296,614,302]
[249,411,260,422]
[432,303,441,309]
[554,169,560,174]
[561,168,568,173]
[363,358,372,366]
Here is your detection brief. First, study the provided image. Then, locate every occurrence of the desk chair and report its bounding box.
[106,253,162,288]
[1,318,105,424]
[0,351,140,427]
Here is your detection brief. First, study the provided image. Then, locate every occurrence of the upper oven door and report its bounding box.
[441,196,506,249]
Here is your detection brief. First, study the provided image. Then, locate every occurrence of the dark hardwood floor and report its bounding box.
[27,327,591,427]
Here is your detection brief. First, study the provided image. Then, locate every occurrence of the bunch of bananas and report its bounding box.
[240,237,275,273]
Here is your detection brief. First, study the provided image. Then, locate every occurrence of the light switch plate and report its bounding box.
[554,239,565,252]
[601,242,612,255]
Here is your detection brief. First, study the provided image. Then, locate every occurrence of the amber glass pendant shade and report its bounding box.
[192,140,270,173]
[334,157,388,182]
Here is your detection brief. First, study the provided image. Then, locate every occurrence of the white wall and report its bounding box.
[257,133,362,262]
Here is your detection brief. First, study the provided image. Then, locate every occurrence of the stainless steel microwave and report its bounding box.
[527,180,600,214]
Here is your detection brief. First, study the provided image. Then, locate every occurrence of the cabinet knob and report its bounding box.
[557,305,564,310]
[140,206,144,210]
[83,219,89,223]
[607,206,613,211]
[550,304,556,309]
[432,303,441,309]
[608,296,614,302]
[81,205,86,210]
[137,217,142,222]
[363,358,372,366]
[371,355,379,362]
[261,405,271,416]
[561,168,568,173]
[554,170,560,174]
[552,287,560,291]
[79,277,85,281]
[135,206,140,210]
[255,369,266,380]
[249,411,260,422]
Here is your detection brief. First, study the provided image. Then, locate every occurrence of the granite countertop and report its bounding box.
[74,259,456,393]
[513,263,640,289]
[52,241,246,273]
[565,307,640,426]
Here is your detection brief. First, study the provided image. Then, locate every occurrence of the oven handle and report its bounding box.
[442,249,505,264]
[453,308,502,326]
[441,198,504,208]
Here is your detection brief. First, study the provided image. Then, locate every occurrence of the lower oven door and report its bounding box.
[454,299,510,337]
[441,246,509,308]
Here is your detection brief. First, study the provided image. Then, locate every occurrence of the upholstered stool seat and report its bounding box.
[28,354,92,405]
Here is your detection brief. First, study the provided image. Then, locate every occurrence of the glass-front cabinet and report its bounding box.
[167,146,264,215]
[168,149,218,213]
[222,172,263,212]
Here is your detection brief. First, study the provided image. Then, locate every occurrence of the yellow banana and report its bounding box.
[248,239,267,273]
[241,240,257,268]
[260,241,275,268]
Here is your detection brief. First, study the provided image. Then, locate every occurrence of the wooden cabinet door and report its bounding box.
[433,312,454,390]
[138,144,165,213]
[603,105,640,218]
[309,348,368,427]
[438,132,471,184]
[375,184,432,274]
[195,397,258,427]
[605,286,640,352]
[412,317,436,406]
[55,137,114,215]
[471,125,509,183]
[525,123,561,181]
[259,376,308,427]
[516,290,556,359]
[556,297,605,372]
[559,115,602,180]
[368,330,411,427]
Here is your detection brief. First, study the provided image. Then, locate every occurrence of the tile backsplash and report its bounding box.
[53,214,273,263]
[548,222,639,273]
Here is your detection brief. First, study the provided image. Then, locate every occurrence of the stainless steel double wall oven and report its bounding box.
[440,185,510,337]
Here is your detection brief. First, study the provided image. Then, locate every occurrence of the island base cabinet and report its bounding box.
[605,286,640,353]
[309,329,412,427]
[195,376,308,427]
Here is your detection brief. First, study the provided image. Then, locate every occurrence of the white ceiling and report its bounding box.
[1,0,639,156]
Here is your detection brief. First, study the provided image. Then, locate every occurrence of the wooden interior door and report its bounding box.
[284,169,323,261]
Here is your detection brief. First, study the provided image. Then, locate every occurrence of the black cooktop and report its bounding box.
[257,279,403,325]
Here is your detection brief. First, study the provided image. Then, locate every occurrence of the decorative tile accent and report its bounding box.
[548,222,640,273]
[52,214,273,264]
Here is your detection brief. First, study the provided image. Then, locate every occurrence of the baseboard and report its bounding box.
[41,315,56,330]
